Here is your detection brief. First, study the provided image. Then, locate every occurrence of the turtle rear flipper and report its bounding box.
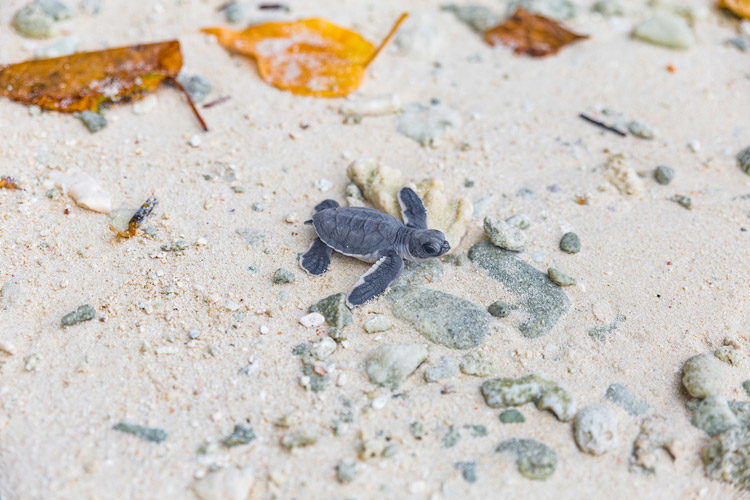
[300,238,332,275]
[315,199,340,212]
[347,251,404,307]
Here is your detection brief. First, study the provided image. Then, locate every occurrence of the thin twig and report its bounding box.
[169,77,209,132]
[364,12,409,68]
[578,113,626,137]
[202,95,232,109]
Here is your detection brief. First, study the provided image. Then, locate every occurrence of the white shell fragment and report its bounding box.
[52,169,112,213]
[339,94,402,117]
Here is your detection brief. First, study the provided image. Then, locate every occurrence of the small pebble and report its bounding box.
[628,120,655,140]
[271,268,295,284]
[459,352,498,377]
[335,460,357,484]
[559,232,581,254]
[726,36,750,52]
[189,135,202,148]
[309,336,336,361]
[61,304,95,327]
[223,1,251,23]
[604,383,649,416]
[299,312,325,328]
[592,0,624,16]
[682,354,723,398]
[161,240,189,252]
[177,74,212,103]
[573,405,618,455]
[653,165,675,185]
[547,267,576,286]
[499,409,525,424]
[670,195,692,210]
[687,139,701,152]
[12,2,56,38]
[742,380,750,396]
[483,216,527,252]
[455,461,478,483]
[221,425,256,447]
[497,438,557,480]
[442,425,461,447]
[506,213,531,230]
[74,111,107,133]
[737,146,750,175]
[689,396,739,437]
[112,422,167,443]
[487,300,512,318]
[251,202,264,212]
[365,344,428,390]
[424,355,458,383]
[632,12,695,49]
[363,315,392,333]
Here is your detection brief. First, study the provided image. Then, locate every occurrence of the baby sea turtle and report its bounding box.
[300,187,450,306]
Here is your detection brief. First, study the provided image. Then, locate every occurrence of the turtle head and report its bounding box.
[408,229,450,260]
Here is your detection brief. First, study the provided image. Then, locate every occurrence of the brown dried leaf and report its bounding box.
[0,176,21,190]
[0,41,206,130]
[484,8,588,57]
[719,0,750,19]
[201,14,407,97]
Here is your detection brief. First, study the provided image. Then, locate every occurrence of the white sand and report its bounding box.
[1,0,749,498]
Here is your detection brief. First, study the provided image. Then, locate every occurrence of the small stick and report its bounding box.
[202,95,232,109]
[578,113,626,137]
[364,12,409,68]
[258,3,289,10]
[169,77,209,132]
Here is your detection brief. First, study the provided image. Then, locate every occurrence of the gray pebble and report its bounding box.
[627,120,655,140]
[702,426,750,491]
[487,300,512,318]
[743,380,750,396]
[499,409,526,423]
[726,36,750,52]
[223,1,251,23]
[481,374,576,421]
[409,421,426,439]
[592,0,624,16]
[442,4,501,32]
[221,424,255,447]
[251,202,264,212]
[424,355,458,383]
[75,111,107,133]
[497,438,557,480]
[363,315,391,333]
[177,74,212,103]
[689,396,739,437]
[12,3,55,38]
[35,0,74,20]
[604,383,649,416]
[559,232,580,254]
[310,292,352,330]
[455,461,477,483]
[574,405,618,455]
[483,216,527,252]
[653,165,675,185]
[113,422,167,443]
[302,363,328,392]
[335,459,357,483]
[365,344,427,390]
[469,242,570,338]
[506,0,578,20]
[61,304,95,327]
[737,146,750,175]
[670,194,692,210]
[547,267,576,286]
[161,240,189,252]
[271,268,295,284]
[398,259,444,286]
[682,354,723,398]
[459,352,498,377]
[388,286,490,349]
[632,12,695,49]
[442,425,461,448]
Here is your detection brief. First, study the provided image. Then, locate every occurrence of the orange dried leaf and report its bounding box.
[0,176,21,190]
[0,41,207,130]
[719,0,750,19]
[201,13,407,97]
[484,8,587,57]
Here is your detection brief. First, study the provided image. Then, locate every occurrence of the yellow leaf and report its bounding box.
[202,14,407,97]
[719,0,750,20]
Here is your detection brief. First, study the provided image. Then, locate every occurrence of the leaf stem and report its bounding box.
[169,77,209,132]
[364,12,409,69]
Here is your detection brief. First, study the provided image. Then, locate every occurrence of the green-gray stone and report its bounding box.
[365,344,427,390]
[592,0,624,16]
[654,165,675,185]
[387,286,490,349]
[737,146,750,175]
[464,424,488,437]
[310,293,352,330]
[497,438,557,480]
[281,431,317,449]
[743,380,750,396]
[500,409,525,423]
[628,120,655,140]
[410,421,426,439]
[459,352,498,377]
[481,374,576,421]
[469,241,570,338]
[222,425,256,447]
[335,459,357,483]
[689,396,739,437]
[61,304,95,326]
[632,12,695,49]
[442,425,461,448]
[12,3,55,38]
[161,240,189,252]
[455,461,478,483]
[506,0,577,20]
[670,195,692,210]
[487,300,512,318]
[605,383,649,416]
[442,4,501,33]
[730,401,750,427]
[113,422,167,443]
[682,354,723,398]
[398,259,444,286]
[702,426,750,491]
[424,355,457,383]
[272,268,295,284]
[75,111,107,133]
[302,363,329,392]
[177,74,211,103]
[547,267,576,286]
[559,232,580,254]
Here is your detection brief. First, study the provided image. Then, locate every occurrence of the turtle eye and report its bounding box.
[422,243,437,255]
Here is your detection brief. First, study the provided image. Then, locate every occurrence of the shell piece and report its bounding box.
[51,168,112,213]
[346,160,472,250]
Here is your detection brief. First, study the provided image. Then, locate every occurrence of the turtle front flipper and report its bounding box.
[346,250,404,307]
[398,187,428,229]
[300,238,332,275]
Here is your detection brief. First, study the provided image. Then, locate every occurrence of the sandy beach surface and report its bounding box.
[1,0,749,498]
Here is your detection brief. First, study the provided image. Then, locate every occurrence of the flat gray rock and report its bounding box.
[387,286,490,349]
[468,241,569,338]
